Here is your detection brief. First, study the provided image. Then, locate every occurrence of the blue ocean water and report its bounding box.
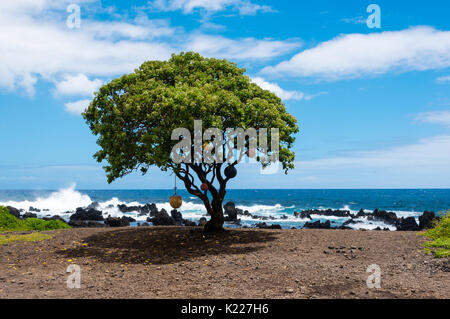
[1,188,449,229]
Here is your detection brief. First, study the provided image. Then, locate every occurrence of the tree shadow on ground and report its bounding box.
[58,227,278,265]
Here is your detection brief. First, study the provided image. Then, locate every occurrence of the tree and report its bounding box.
[83,52,299,232]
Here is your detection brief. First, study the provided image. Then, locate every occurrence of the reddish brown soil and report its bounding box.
[0,227,448,299]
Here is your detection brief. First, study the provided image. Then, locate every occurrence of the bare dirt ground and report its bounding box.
[0,227,448,299]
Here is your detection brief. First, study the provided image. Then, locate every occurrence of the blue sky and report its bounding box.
[1,0,450,189]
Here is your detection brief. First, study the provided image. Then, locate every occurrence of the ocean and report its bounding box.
[1,186,449,230]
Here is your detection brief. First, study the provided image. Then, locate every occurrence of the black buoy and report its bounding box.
[224,165,237,179]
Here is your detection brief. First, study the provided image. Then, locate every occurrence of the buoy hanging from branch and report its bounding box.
[170,195,182,209]
[201,183,208,191]
[170,174,182,209]
[224,166,237,179]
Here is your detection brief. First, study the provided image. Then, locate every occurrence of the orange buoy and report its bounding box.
[170,174,182,209]
[203,142,211,151]
[201,183,208,191]
[247,148,256,158]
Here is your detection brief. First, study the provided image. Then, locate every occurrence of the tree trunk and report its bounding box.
[174,163,228,233]
[204,198,225,233]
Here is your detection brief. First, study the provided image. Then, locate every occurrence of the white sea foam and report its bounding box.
[236,204,285,214]
[0,186,423,230]
[347,217,397,231]
[0,184,92,215]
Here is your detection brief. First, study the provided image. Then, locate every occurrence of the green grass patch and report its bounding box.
[0,232,54,245]
[423,212,450,258]
[0,206,70,232]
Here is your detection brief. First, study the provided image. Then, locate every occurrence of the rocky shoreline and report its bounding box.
[3,201,441,232]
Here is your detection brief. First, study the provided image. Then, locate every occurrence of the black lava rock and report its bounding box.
[22,212,38,219]
[294,211,312,219]
[70,208,104,221]
[397,217,420,231]
[255,222,282,229]
[198,217,208,227]
[171,210,183,226]
[148,209,175,226]
[6,206,21,218]
[104,216,132,227]
[419,211,436,230]
[303,220,331,229]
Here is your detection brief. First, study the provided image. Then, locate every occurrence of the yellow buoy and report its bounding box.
[170,174,182,209]
[170,195,182,209]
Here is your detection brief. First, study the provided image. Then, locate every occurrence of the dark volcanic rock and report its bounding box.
[22,212,38,219]
[255,222,282,230]
[148,209,175,226]
[342,219,358,226]
[43,215,66,223]
[224,202,238,222]
[303,220,331,229]
[419,211,436,230]
[240,210,252,217]
[374,227,390,231]
[29,206,41,212]
[118,204,140,213]
[370,209,398,225]
[146,204,159,217]
[138,203,159,216]
[86,202,100,210]
[294,211,312,219]
[119,203,159,216]
[183,219,197,227]
[356,209,367,217]
[171,210,183,226]
[337,225,353,230]
[6,206,21,218]
[198,217,207,227]
[104,216,131,227]
[70,208,104,221]
[223,202,242,225]
[397,217,420,231]
[299,209,353,218]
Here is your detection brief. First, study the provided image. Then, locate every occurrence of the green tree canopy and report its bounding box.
[83,52,299,232]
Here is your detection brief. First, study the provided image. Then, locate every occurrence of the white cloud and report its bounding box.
[0,1,297,100]
[251,77,309,101]
[296,135,450,169]
[341,16,366,25]
[415,110,450,127]
[19,73,38,97]
[289,134,450,188]
[64,99,91,115]
[82,17,176,40]
[186,34,301,60]
[0,2,174,95]
[263,26,450,80]
[436,75,450,84]
[55,74,103,96]
[151,0,274,16]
